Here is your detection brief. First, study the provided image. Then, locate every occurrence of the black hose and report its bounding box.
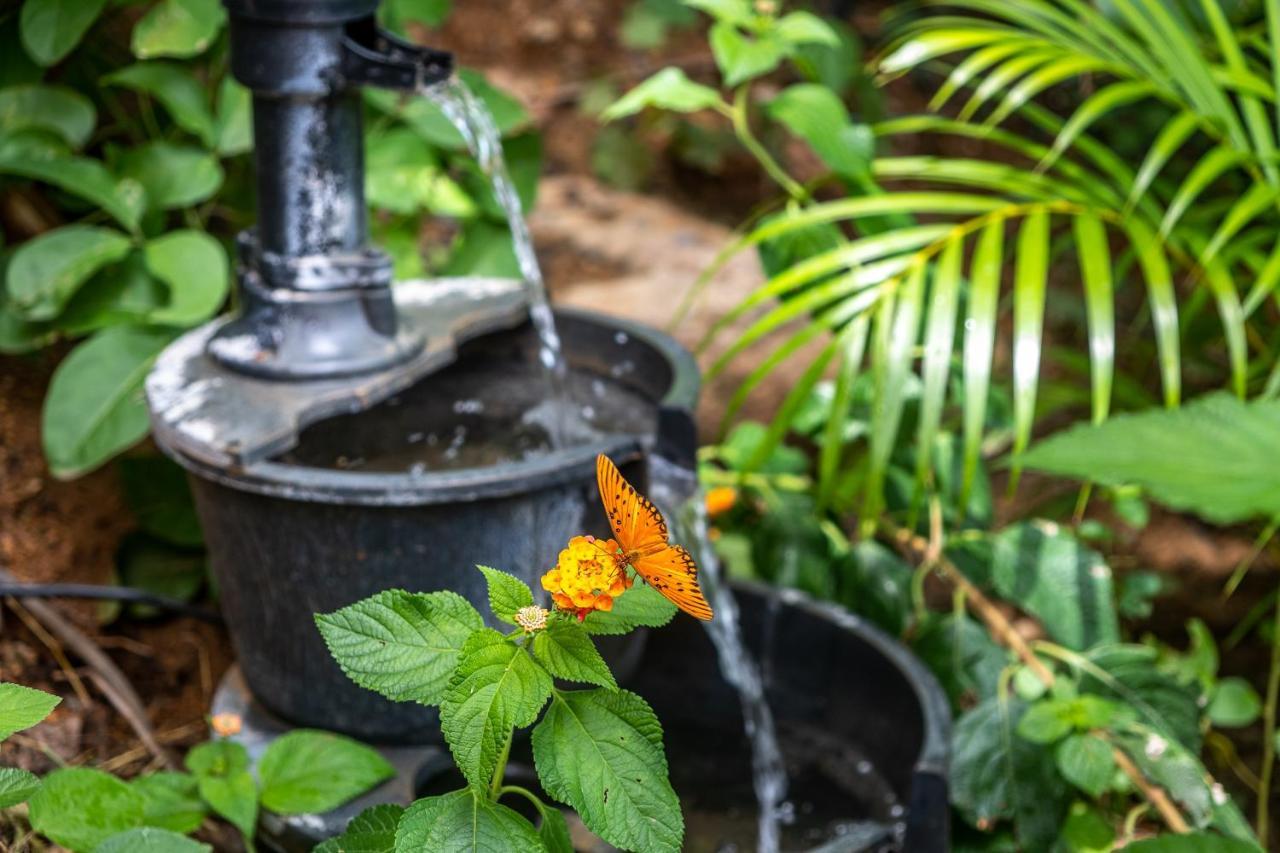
[0,582,223,624]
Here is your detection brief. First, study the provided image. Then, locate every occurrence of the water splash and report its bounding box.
[648,457,790,853]
[418,76,571,442]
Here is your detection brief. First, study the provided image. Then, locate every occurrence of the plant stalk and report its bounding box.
[1257,588,1280,843]
[727,87,809,203]
[490,732,514,801]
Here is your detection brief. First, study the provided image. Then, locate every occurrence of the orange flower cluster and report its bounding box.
[541,535,632,620]
[704,486,737,517]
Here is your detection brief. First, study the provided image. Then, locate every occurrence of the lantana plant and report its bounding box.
[316,561,688,852]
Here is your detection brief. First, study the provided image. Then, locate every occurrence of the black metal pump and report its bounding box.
[210,0,453,379]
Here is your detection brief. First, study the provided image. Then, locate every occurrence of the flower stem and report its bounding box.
[489,732,514,801]
[500,784,545,810]
[1257,588,1280,843]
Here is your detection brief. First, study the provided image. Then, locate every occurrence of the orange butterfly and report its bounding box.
[595,454,714,621]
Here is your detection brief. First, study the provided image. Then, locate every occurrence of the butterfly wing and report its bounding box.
[596,454,668,553]
[631,545,714,621]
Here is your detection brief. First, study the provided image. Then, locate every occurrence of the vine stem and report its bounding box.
[489,733,514,801]
[1257,588,1280,844]
[1111,747,1190,834]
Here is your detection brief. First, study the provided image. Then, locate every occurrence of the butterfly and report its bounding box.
[595,454,713,621]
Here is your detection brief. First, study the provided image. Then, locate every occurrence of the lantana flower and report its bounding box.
[514,605,549,633]
[541,535,632,620]
[705,486,737,517]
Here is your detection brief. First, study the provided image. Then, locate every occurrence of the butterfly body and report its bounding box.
[595,455,714,621]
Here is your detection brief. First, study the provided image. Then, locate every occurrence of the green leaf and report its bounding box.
[143,229,229,325]
[214,77,251,156]
[534,801,573,853]
[1017,696,1116,744]
[394,789,543,852]
[7,226,132,321]
[0,84,95,148]
[773,11,838,48]
[603,67,724,120]
[440,629,552,788]
[1208,678,1262,728]
[20,0,110,66]
[258,730,393,815]
[185,740,257,840]
[532,689,683,852]
[117,538,205,618]
[1021,394,1280,525]
[1060,802,1116,853]
[1082,644,1202,751]
[316,804,403,853]
[1072,213,1114,424]
[42,325,177,479]
[132,771,206,834]
[365,128,475,217]
[0,135,143,231]
[132,0,226,59]
[989,523,1119,650]
[316,589,483,706]
[961,215,1003,505]
[766,83,871,181]
[477,565,534,625]
[682,0,753,25]
[1125,833,1262,852]
[911,614,1006,709]
[0,682,60,739]
[29,767,145,852]
[1010,209,1049,478]
[383,0,453,30]
[710,22,785,86]
[581,581,677,635]
[532,619,617,690]
[119,456,203,547]
[0,767,41,808]
[117,142,223,210]
[93,828,210,853]
[1055,733,1116,797]
[106,63,216,147]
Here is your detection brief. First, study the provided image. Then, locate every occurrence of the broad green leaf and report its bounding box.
[1082,644,1202,750]
[42,325,177,479]
[773,11,838,48]
[960,216,1002,505]
[532,619,617,689]
[1126,833,1261,852]
[0,682,60,739]
[534,801,574,853]
[532,689,683,852]
[1010,209,1049,479]
[439,629,552,788]
[1017,696,1116,744]
[365,69,526,150]
[382,0,453,30]
[394,789,543,852]
[0,302,56,354]
[316,804,403,853]
[20,0,110,66]
[214,77,251,156]
[951,697,1069,848]
[316,589,483,705]
[603,68,724,120]
[185,740,257,840]
[106,63,216,147]
[683,0,753,25]
[0,18,42,87]
[766,83,871,181]
[117,142,223,210]
[989,523,1119,650]
[791,19,860,96]
[51,252,168,336]
[143,229,229,325]
[581,581,677,635]
[0,767,41,808]
[28,767,144,852]
[132,771,206,834]
[911,614,1006,710]
[0,135,143,231]
[118,456,203,547]
[1021,394,1280,524]
[1055,734,1116,798]
[1060,802,1116,853]
[365,128,475,217]
[477,565,533,624]
[0,84,95,148]
[7,226,132,321]
[710,22,785,86]
[93,828,210,853]
[132,0,226,59]
[1207,677,1262,728]
[259,729,394,815]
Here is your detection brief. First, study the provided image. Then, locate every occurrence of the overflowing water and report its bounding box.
[420,77,571,442]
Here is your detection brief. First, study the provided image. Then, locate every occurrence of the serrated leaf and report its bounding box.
[143,229,229,325]
[0,84,95,148]
[394,789,543,852]
[29,767,145,852]
[93,828,211,853]
[117,141,223,210]
[581,582,677,635]
[440,629,552,788]
[534,801,574,853]
[316,589,483,706]
[132,771,206,834]
[1056,733,1115,797]
[42,325,178,479]
[20,0,110,66]
[258,729,394,815]
[532,689,683,852]
[532,619,617,689]
[0,767,41,808]
[7,226,132,321]
[477,565,533,625]
[1021,394,1280,525]
[602,67,723,120]
[0,682,60,739]
[316,804,403,853]
[132,0,226,59]
[185,740,257,840]
[106,63,216,147]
